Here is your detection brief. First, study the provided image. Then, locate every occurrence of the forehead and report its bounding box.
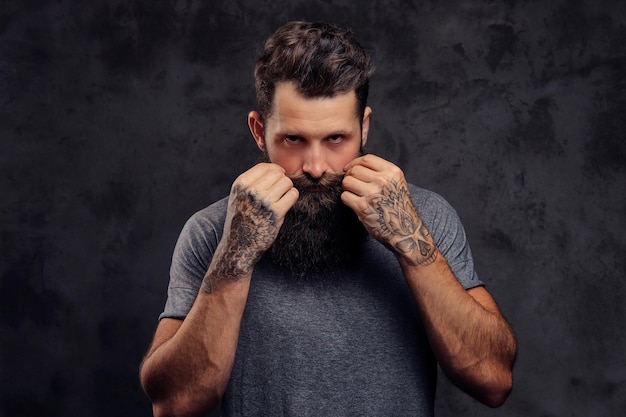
[267,82,359,131]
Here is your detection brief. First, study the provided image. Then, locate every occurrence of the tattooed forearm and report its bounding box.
[201,190,279,294]
[366,180,438,267]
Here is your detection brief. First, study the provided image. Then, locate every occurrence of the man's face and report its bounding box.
[249,81,371,178]
[247,82,372,277]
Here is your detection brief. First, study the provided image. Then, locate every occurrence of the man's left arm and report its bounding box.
[342,154,517,407]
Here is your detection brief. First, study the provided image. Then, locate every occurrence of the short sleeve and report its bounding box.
[159,198,228,320]
[409,185,483,290]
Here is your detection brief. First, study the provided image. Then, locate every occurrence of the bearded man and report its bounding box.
[140,21,517,417]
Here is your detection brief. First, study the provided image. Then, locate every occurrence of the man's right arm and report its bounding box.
[139,163,298,417]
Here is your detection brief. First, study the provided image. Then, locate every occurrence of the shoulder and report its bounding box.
[407,183,465,246]
[407,184,482,288]
[407,183,457,216]
[175,196,229,253]
[183,197,229,235]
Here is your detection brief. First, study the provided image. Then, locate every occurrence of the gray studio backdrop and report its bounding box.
[1,1,625,416]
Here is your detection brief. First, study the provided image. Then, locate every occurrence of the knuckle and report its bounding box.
[280,175,294,187]
[267,163,283,173]
[391,165,404,177]
[247,185,260,198]
[372,175,389,189]
[358,198,374,214]
[231,178,245,193]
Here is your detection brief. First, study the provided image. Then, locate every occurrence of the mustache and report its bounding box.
[285,172,345,217]
[288,172,345,192]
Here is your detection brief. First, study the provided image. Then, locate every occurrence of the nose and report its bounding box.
[302,143,329,179]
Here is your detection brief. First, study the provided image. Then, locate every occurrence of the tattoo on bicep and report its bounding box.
[369,180,438,266]
[201,190,278,293]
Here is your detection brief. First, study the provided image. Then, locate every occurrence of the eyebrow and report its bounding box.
[275,129,354,137]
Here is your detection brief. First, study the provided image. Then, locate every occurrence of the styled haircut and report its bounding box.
[254,21,374,121]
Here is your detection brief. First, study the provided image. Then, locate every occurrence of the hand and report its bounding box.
[341,155,437,266]
[204,163,299,290]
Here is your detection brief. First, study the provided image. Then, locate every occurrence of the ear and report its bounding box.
[361,106,372,148]
[248,111,265,152]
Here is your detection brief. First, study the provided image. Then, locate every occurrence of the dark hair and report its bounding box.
[254,21,374,121]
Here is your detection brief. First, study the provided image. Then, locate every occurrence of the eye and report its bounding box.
[328,135,343,144]
[284,135,302,144]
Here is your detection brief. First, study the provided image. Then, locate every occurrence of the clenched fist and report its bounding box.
[341,154,438,267]
[202,163,299,292]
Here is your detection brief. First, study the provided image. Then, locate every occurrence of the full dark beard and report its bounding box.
[268,172,368,279]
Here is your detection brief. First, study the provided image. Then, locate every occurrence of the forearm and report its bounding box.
[400,254,516,406]
[141,163,297,416]
[140,269,251,416]
[341,156,516,405]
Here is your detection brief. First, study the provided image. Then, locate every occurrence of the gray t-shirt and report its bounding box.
[161,184,483,416]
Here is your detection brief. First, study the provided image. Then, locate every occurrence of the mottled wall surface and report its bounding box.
[1,1,625,416]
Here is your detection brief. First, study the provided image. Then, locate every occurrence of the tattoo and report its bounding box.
[201,189,278,293]
[367,180,438,266]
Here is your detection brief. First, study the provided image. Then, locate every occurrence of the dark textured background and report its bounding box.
[1,1,625,416]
